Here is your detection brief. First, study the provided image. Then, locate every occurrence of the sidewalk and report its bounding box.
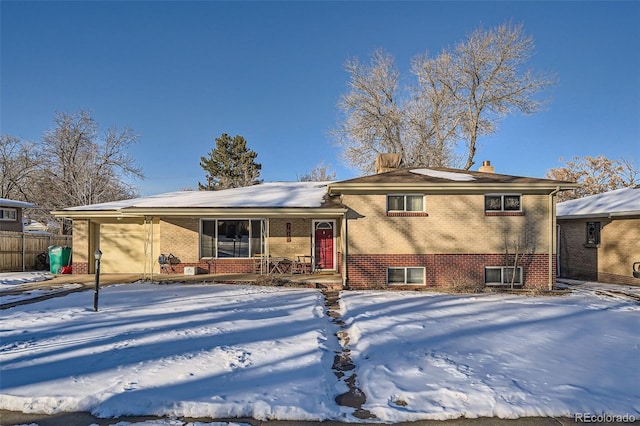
[0,410,588,426]
[557,278,640,302]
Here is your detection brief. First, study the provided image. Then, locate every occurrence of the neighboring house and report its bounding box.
[0,198,35,232]
[557,186,640,285]
[52,160,577,290]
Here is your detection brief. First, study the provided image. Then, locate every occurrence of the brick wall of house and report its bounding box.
[72,219,90,274]
[599,217,640,284]
[559,217,640,285]
[343,193,551,255]
[346,253,554,289]
[160,218,200,263]
[268,218,316,259]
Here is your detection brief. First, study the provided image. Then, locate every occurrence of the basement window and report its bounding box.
[388,267,425,285]
[485,266,522,286]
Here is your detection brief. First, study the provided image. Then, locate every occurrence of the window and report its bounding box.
[0,208,17,221]
[485,266,522,285]
[485,194,521,212]
[200,219,264,258]
[586,222,601,245]
[387,195,424,212]
[387,267,425,285]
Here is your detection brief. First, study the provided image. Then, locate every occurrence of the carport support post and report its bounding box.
[93,249,102,312]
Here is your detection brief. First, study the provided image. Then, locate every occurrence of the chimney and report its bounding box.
[479,160,495,173]
[375,153,402,173]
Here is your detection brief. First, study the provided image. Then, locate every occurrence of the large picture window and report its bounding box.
[387,195,424,212]
[201,219,264,258]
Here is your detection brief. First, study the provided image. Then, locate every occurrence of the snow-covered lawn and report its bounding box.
[1,282,638,423]
[0,271,53,289]
[340,291,639,422]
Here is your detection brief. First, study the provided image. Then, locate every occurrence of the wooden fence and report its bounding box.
[0,231,72,272]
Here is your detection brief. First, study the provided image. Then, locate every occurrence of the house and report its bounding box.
[0,198,35,232]
[52,161,577,290]
[557,186,640,285]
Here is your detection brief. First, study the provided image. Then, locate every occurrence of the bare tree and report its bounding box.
[2,111,143,232]
[503,225,537,289]
[333,22,556,173]
[333,49,406,173]
[37,111,143,211]
[298,161,337,182]
[547,155,639,202]
[0,135,43,200]
[409,50,462,167]
[453,22,557,170]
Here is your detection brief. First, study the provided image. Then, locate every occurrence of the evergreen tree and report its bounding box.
[199,133,262,190]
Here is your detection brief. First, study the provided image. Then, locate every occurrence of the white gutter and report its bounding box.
[549,187,561,290]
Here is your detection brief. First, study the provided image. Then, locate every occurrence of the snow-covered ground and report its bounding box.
[0,271,54,289]
[1,279,639,423]
[0,271,83,306]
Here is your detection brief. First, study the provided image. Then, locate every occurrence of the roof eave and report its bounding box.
[558,210,640,220]
[52,206,347,219]
[328,182,580,194]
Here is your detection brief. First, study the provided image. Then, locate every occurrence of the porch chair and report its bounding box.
[292,254,312,274]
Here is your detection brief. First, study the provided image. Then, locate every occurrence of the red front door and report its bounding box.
[314,222,334,270]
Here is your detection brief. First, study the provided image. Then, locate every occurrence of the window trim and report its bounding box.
[387,266,426,285]
[484,194,523,216]
[484,266,523,286]
[386,194,428,217]
[387,194,424,212]
[0,208,17,221]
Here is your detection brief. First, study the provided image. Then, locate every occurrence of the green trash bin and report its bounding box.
[49,246,72,274]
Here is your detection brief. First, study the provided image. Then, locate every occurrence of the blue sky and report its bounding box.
[1,1,639,196]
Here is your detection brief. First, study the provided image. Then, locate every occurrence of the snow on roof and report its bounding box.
[557,186,640,218]
[410,168,476,181]
[0,198,35,208]
[64,181,333,211]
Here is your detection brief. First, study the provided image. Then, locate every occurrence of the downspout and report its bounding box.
[343,211,349,289]
[548,187,561,290]
[556,224,561,278]
[150,217,154,282]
